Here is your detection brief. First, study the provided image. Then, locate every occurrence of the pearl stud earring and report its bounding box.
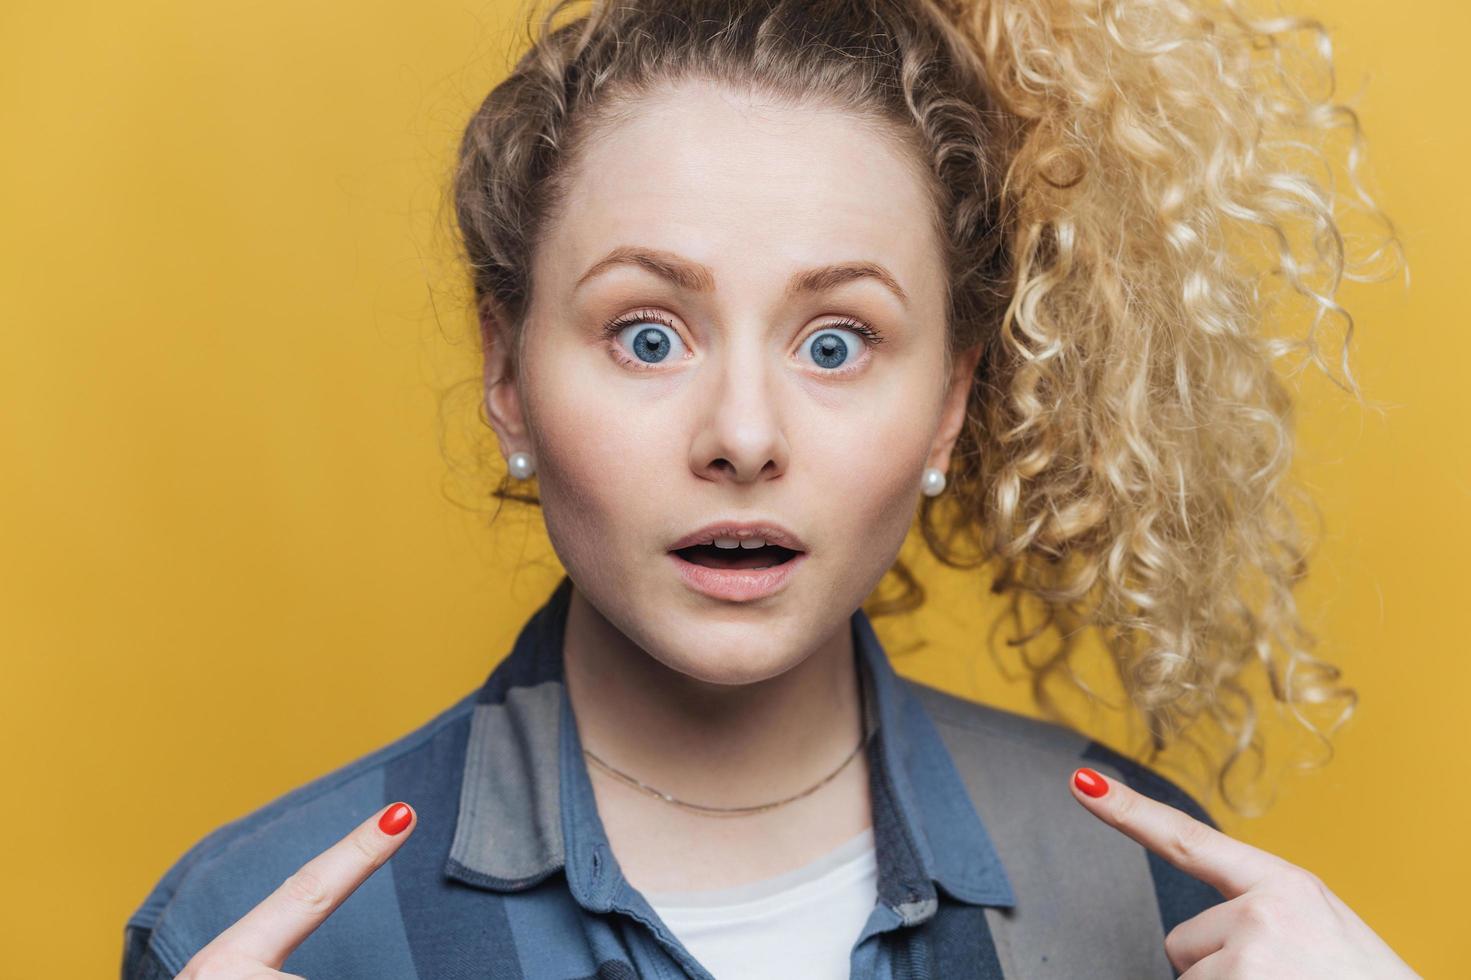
[507,451,536,480]
[921,466,947,497]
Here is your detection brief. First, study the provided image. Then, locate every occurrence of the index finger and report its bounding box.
[1069,768,1285,899]
[207,801,417,969]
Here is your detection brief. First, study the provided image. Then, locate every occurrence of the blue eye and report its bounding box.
[801,325,870,371]
[601,311,886,373]
[605,315,688,366]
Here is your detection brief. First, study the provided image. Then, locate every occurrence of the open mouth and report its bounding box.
[671,543,801,570]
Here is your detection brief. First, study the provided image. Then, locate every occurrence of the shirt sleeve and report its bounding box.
[121,923,174,980]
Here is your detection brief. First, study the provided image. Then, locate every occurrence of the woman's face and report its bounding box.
[484,79,980,686]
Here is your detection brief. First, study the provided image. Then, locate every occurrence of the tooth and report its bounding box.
[713,537,741,549]
[739,538,767,549]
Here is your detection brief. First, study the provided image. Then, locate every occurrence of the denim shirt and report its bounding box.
[123,574,1226,979]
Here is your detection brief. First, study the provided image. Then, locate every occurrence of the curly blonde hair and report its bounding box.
[443,0,1403,816]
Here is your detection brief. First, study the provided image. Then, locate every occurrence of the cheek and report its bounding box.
[801,359,939,492]
[812,414,931,549]
[522,354,677,554]
[783,384,935,614]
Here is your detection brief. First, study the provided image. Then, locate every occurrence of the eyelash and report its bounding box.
[599,309,887,373]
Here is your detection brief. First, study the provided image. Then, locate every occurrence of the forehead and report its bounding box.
[544,80,943,299]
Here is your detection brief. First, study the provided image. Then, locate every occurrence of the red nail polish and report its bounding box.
[379,802,413,835]
[1073,767,1109,798]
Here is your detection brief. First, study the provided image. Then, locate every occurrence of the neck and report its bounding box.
[561,584,865,811]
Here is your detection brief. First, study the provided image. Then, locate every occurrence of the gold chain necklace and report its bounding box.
[582,724,875,818]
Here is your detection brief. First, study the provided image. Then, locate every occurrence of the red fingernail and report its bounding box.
[1073,767,1109,798]
[379,802,413,835]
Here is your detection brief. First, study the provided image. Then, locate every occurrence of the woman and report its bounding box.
[123,0,1416,977]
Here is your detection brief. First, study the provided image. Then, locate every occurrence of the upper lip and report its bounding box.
[669,520,808,553]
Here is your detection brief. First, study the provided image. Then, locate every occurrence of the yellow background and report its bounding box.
[2,1,1462,975]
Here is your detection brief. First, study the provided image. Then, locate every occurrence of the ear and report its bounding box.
[927,342,983,472]
[478,295,531,457]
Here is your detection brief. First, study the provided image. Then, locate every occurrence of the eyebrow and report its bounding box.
[574,246,909,307]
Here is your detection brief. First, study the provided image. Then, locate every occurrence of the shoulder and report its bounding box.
[122,691,478,979]
[901,677,1228,937]
[902,676,1219,827]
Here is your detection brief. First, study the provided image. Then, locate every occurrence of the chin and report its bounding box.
[668,659,803,689]
[652,637,806,688]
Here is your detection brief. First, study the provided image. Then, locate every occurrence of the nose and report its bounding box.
[686,337,790,486]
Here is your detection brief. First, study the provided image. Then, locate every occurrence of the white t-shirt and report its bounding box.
[643,827,878,979]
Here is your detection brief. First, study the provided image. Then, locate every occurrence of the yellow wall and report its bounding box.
[2,1,1460,975]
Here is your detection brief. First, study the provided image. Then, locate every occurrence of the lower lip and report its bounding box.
[667,550,808,602]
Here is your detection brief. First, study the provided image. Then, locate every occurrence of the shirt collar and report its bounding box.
[444,574,1016,920]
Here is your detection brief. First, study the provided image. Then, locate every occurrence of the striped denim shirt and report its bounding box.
[123,574,1226,978]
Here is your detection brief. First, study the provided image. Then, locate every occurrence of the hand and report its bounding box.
[176,801,417,980]
[1068,768,1418,979]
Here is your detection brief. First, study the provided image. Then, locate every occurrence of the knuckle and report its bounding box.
[1287,865,1337,908]
[348,827,384,867]
[282,867,334,918]
[1166,813,1215,864]
[1161,924,1186,962]
[1292,865,1326,893]
[1240,893,1283,931]
[1109,787,1141,829]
